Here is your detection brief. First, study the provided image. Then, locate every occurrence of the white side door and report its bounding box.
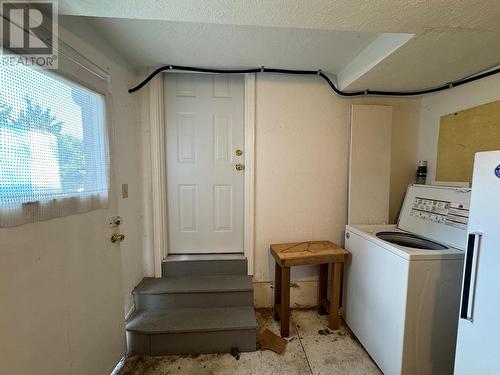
[165,73,245,254]
[0,65,126,375]
[454,151,500,375]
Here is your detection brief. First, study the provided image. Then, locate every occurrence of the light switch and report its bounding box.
[122,183,128,198]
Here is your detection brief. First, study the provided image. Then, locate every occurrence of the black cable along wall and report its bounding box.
[128,64,500,97]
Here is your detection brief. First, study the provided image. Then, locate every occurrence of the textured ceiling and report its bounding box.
[63,17,379,73]
[346,29,500,91]
[59,0,500,33]
[58,0,500,91]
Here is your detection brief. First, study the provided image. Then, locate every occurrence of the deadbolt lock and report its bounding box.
[235,163,245,171]
[235,149,243,156]
[111,233,125,243]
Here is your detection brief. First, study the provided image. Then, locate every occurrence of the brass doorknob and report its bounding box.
[235,149,243,156]
[111,233,125,243]
[235,163,245,171]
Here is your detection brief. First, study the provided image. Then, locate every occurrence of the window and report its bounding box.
[0,65,109,226]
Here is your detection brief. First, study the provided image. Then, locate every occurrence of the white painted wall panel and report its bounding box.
[349,104,393,225]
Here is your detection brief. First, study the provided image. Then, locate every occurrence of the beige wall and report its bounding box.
[419,73,500,183]
[252,74,420,307]
[0,20,144,375]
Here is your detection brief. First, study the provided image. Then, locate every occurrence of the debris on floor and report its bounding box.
[257,328,288,354]
[230,347,241,360]
[318,328,332,336]
[113,309,381,375]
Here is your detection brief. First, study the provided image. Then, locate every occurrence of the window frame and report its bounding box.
[0,50,113,227]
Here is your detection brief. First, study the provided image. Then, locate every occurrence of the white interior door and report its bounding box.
[165,73,245,254]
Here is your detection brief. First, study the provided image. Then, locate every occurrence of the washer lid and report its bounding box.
[398,184,471,250]
[376,231,449,250]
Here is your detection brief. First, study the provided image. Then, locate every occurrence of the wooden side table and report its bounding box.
[270,241,349,337]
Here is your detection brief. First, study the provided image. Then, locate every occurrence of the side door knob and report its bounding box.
[111,233,125,243]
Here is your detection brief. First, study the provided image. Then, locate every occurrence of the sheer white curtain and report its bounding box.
[0,61,110,227]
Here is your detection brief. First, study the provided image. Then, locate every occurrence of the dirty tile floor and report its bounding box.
[114,309,381,375]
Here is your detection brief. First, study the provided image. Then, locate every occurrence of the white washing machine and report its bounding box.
[343,185,471,375]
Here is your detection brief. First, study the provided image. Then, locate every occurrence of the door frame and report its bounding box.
[148,72,256,277]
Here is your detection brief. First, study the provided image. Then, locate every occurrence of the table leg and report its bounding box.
[318,263,328,315]
[280,266,291,337]
[329,262,341,330]
[273,262,282,321]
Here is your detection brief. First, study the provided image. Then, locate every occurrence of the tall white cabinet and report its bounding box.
[348,104,393,225]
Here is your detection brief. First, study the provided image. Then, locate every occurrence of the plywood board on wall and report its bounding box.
[349,104,393,225]
[436,100,500,183]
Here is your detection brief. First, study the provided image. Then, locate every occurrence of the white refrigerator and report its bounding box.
[454,150,500,374]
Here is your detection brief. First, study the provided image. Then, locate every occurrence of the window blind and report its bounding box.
[0,64,109,226]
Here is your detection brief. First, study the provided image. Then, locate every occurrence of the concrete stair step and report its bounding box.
[126,306,257,355]
[127,306,257,334]
[134,275,253,294]
[162,255,247,277]
[133,275,254,309]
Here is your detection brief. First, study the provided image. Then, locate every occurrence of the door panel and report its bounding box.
[178,184,198,232]
[214,184,233,231]
[454,151,500,375]
[165,73,245,253]
[177,113,196,163]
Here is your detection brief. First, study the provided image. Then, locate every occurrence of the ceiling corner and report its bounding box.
[337,33,414,90]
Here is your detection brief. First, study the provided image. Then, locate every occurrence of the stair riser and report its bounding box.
[162,259,247,277]
[134,291,253,310]
[127,329,257,356]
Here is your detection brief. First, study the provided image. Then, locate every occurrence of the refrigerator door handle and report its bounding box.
[460,231,482,321]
